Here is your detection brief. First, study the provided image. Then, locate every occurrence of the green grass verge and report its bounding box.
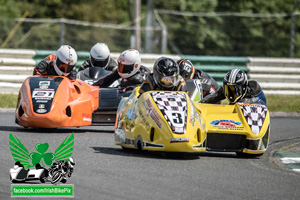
[0,94,18,108]
[266,95,300,112]
[0,93,299,112]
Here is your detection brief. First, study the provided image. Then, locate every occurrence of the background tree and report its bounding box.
[0,0,299,57]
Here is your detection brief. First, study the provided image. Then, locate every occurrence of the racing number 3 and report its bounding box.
[172,112,183,124]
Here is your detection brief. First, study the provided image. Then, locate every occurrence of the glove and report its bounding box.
[68,68,77,80]
[33,59,51,75]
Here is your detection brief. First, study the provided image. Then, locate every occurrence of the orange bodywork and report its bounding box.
[15,76,99,128]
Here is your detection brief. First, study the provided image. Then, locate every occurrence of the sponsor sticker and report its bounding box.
[32,89,55,100]
[36,109,47,113]
[39,81,50,89]
[170,138,189,143]
[83,118,92,122]
[210,120,244,130]
[143,98,162,128]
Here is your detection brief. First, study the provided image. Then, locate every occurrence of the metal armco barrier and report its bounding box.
[1,49,300,95]
[248,57,300,95]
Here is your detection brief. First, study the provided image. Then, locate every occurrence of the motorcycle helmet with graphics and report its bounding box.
[117,49,141,79]
[177,58,195,79]
[153,57,179,89]
[223,69,248,103]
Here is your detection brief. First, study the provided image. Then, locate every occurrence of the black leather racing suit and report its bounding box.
[200,80,267,106]
[92,65,151,92]
[78,57,117,71]
[193,69,220,98]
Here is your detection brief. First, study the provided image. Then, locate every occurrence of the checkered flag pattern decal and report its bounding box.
[239,103,268,135]
[151,92,187,134]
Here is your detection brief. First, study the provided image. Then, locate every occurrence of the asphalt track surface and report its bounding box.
[0,110,300,200]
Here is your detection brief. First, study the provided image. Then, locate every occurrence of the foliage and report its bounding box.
[0,0,300,56]
[0,0,22,45]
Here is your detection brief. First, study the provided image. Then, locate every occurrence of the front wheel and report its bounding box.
[51,171,62,184]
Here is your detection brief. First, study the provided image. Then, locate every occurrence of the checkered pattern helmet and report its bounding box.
[223,69,248,103]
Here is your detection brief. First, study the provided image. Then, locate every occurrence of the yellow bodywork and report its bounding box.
[115,87,270,155]
[196,103,270,155]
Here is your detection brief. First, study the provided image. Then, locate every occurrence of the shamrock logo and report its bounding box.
[9,133,74,169]
[30,143,54,167]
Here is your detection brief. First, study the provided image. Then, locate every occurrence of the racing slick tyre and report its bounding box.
[51,171,62,184]
[236,152,264,158]
[135,136,144,151]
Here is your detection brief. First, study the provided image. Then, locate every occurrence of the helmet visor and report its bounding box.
[180,71,189,79]
[118,62,136,74]
[224,84,243,103]
[157,73,178,88]
[56,57,75,74]
[91,56,109,68]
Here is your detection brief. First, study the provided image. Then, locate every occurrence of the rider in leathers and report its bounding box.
[78,43,117,71]
[201,69,267,106]
[92,49,150,92]
[177,58,220,99]
[33,45,77,80]
[139,57,187,95]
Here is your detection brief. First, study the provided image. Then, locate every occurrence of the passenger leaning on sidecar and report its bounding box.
[33,45,78,80]
[177,58,220,99]
[139,57,187,95]
[78,43,117,72]
[200,69,267,106]
[92,49,151,92]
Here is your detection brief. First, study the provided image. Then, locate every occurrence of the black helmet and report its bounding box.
[223,69,248,103]
[177,59,195,79]
[153,57,179,89]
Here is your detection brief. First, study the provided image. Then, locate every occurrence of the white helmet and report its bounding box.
[90,43,110,68]
[117,49,141,79]
[54,45,77,76]
[68,157,75,167]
